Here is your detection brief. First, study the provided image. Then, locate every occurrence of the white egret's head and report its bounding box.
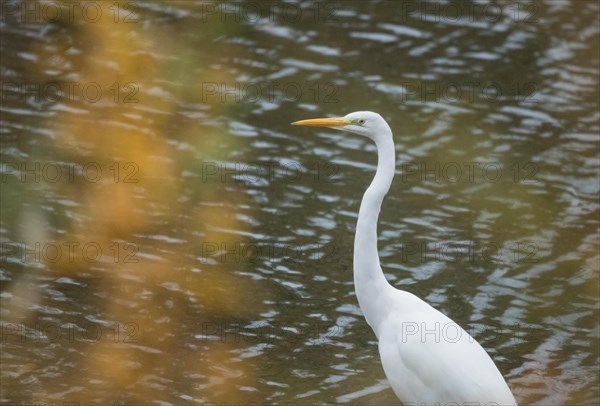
[292,111,392,143]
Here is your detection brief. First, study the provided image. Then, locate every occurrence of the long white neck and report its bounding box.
[353,133,396,337]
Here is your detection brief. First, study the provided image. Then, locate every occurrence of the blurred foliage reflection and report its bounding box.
[1,1,263,404]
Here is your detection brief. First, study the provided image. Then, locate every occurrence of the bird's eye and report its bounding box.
[358,119,365,125]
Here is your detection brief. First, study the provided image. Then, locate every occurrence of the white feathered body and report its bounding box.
[376,290,516,404]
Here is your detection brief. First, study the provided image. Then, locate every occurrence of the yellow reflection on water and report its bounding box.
[2,2,260,403]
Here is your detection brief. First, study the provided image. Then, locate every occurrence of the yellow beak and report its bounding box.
[291,117,348,127]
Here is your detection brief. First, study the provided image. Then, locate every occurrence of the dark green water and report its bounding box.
[1,1,598,404]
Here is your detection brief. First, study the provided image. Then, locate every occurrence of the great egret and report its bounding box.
[292,112,517,405]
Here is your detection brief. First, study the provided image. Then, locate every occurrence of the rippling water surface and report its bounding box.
[1,1,599,404]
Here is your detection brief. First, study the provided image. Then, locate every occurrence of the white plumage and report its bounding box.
[293,111,517,404]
